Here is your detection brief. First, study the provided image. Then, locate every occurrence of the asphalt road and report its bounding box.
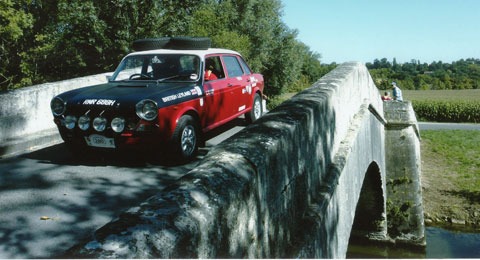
[0,118,245,258]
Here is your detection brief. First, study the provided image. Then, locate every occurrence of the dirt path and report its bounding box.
[421,139,480,228]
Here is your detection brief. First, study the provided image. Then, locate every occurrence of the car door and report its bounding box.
[237,56,254,108]
[202,55,231,129]
[222,55,248,115]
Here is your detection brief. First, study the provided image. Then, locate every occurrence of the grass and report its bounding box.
[266,92,297,111]
[421,130,480,193]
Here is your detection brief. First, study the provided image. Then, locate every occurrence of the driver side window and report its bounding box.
[205,56,225,81]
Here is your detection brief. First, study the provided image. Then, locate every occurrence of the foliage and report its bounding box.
[0,0,33,88]
[0,0,325,98]
[266,62,337,111]
[403,89,480,123]
[386,199,413,238]
[421,130,480,193]
[367,58,480,90]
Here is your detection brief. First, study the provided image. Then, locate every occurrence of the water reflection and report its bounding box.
[346,241,425,258]
[426,226,480,258]
[347,226,480,258]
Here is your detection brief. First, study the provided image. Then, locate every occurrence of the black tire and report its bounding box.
[170,115,199,163]
[246,93,263,123]
[132,38,170,51]
[167,37,211,50]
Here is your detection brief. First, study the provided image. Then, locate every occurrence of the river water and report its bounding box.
[426,226,480,258]
[347,226,480,258]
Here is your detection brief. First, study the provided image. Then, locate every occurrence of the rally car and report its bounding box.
[50,37,264,162]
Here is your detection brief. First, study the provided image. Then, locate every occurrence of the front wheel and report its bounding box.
[246,93,263,123]
[170,115,199,163]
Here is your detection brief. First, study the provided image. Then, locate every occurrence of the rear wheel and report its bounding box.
[170,115,199,163]
[246,93,263,123]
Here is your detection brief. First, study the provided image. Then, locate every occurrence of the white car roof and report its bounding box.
[127,48,241,59]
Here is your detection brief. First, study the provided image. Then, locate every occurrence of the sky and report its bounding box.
[281,0,480,64]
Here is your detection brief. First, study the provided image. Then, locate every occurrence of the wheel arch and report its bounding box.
[173,107,202,135]
[182,109,201,128]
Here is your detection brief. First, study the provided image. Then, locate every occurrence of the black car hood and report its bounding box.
[58,81,201,114]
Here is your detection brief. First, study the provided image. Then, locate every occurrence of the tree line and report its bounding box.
[0,0,327,97]
[367,58,480,90]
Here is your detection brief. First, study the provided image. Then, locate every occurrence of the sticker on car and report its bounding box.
[162,90,192,103]
[83,99,117,106]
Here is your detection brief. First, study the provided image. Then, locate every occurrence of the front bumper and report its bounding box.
[55,119,167,152]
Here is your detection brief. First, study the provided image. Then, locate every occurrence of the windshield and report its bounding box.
[111,54,201,82]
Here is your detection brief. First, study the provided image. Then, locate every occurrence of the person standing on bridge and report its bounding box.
[391,82,403,101]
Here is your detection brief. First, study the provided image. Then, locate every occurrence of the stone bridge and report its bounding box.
[0,62,425,258]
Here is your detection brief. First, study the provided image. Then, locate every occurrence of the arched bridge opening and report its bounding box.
[350,161,387,242]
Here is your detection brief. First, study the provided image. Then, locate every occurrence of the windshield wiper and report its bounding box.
[156,75,183,83]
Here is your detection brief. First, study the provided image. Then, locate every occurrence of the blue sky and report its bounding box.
[281,0,480,64]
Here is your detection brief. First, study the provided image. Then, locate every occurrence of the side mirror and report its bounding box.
[106,75,112,82]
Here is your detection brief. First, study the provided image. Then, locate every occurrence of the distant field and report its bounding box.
[403,89,480,102]
[377,89,480,122]
[401,89,480,123]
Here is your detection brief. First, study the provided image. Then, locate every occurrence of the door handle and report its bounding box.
[227,83,233,87]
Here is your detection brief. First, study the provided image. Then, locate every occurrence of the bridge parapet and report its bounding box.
[66,62,393,258]
[0,73,111,157]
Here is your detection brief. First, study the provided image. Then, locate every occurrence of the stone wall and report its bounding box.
[384,101,426,247]
[0,73,110,157]
[65,62,388,258]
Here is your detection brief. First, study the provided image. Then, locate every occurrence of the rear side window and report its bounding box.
[238,57,252,75]
[223,56,244,78]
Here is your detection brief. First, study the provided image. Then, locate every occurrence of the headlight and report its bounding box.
[111,117,126,133]
[78,115,90,131]
[136,99,158,121]
[64,115,77,129]
[93,116,107,132]
[51,97,66,116]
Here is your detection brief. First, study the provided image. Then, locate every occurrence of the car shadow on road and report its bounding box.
[22,143,204,168]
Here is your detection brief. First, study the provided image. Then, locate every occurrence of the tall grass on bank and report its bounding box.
[404,90,480,123]
[421,130,480,193]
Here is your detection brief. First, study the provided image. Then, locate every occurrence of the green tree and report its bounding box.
[1,0,327,100]
[367,58,480,91]
[0,0,33,91]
